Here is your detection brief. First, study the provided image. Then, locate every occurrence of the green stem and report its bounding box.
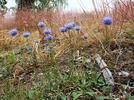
[77,31,80,57]
[48,40,55,66]
[105,26,109,44]
[68,30,71,49]
[63,32,68,49]
[77,31,80,50]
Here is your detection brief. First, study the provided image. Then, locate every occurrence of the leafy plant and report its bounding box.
[8,53,16,64]
[71,90,83,100]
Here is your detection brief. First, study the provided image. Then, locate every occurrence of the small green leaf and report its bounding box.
[86,92,95,97]
[72,91,83,100]
[36,91,42,98]
[8,53,15,64]
[61,95,67,100]
[28,91,34,99]
[81,78,86,85]
[4,60,8,65]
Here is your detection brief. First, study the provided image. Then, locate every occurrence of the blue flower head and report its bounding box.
[22,32,30,38]
[34,40,40,43]
[48,35,54,40]
[44,35,54,41]
[38,22,45,28]
[83,34,88,39]
[102,17,112,25]
[70,22,75,27]
[74,26,82,31]
[42,43,48,48]
[43,29,52,35]
[46,48,50,51]
[65,22,75,30]
[27,47,32,50]
[59,27,68,32]
[9,29,18,37]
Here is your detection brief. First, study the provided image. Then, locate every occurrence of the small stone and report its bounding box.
[39,73,43,76]
[0,74,3,78]
[118,71,130,77]
[86,59,91,63]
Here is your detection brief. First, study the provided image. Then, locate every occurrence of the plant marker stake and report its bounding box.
[95,54,114,85]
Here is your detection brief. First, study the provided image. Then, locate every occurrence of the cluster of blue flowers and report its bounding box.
[9,16,113,54]
[37,22,54,53]
[9,29,31,38]
[44,35,54,41]
[59,22,82,33]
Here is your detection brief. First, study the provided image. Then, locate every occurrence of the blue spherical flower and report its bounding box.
[83,34,88,39]
[74,26,82,31]
[59,27,68,32]
[22,32,30,38]
[70,22,75,27]
[102,17,112,25]
[43,29,52,35]
[34,40,40,43]
[38,22,45,28]
[44,35,54,41]
[65,22,75,30]
[9,29,18,37]
[48,35,54,40]
[44,37,48,41]
[27,47,32,50]
[46,48,50,51]
[42,43,48,47]
[65,23,73,30]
